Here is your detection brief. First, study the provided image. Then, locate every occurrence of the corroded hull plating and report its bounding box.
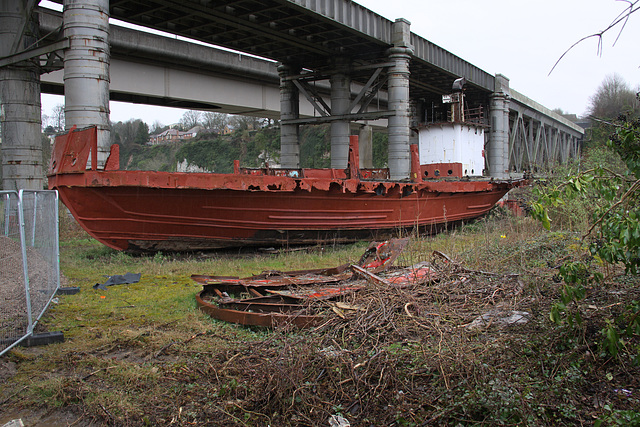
[48,127,525,252]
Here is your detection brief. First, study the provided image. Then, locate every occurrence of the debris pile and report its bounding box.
[192,239,533,425]
[193,238,528,332]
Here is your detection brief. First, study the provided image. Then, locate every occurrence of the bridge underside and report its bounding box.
[0,0,583,190]
[42,0,493,109]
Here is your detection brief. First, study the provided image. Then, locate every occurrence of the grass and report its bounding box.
[1,208,639,426]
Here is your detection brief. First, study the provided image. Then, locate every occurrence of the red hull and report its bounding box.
[48,127,525,252]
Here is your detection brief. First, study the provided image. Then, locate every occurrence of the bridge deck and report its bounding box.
[47,0,494,103]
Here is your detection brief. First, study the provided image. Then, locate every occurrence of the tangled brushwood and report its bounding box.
[238,254,530,425]
[178,244,635,426]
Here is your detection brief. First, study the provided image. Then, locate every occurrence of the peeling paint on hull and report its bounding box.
[48,126,526,252]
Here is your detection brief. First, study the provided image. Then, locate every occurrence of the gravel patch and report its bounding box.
[1,236,60,340]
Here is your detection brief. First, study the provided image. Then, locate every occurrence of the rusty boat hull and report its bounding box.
[48,127,525,252]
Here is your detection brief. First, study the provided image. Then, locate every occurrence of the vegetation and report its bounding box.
[1,206,639,426]
[531,76,640,415]
[587,74,639,121]
[112,116,389,173]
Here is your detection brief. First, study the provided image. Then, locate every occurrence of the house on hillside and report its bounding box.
[196,125,233,137]
[148,126,203,145]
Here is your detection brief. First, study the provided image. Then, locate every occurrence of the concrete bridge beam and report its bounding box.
[0,0,43,190]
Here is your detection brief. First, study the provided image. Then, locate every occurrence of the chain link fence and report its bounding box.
[1,190,60,356]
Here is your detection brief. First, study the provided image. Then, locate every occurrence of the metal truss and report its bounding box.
[0,2,67,74]
[281,62,394,126]
[508,110,581,173]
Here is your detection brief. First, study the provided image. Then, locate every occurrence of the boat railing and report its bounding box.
[445,105,485,125]
[359,169,390,180]
[464,106,485,125]
[234,154,391,181]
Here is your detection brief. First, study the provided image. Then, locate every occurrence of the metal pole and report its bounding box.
[0,0,43,190]
[63,0,111,167]
[30,192,37,246]
[53,190,60,295]
[17,190,34,334]
[3,193,10,236]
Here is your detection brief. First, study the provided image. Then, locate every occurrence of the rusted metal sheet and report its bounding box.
[351,262,437,288]
[195,292,324,328]
[384,263,438,287]
[265,285,365,300]
[350,264,390,286]
[357,237,409,272]
[191,264,351,288]
[421,163,463,179]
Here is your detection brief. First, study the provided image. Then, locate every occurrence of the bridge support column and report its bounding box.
[409,99,421,146]
[63,0,110,166]
[278,63,300,168]
[387,19,413,180]
[330,58,351,169]
[488,74,510,179]
[358,125,373,168]
[0,1,42,190]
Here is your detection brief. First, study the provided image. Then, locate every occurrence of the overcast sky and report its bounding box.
[41,0,640,126]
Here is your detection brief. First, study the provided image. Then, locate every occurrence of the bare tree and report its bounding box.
[202,111,229,132]
[229,114,266,131]
[179,110,202,130]
[41,113,50,131]
[550,0,640,74]
[150,120,165,135]
[588,73,639,119]
[52,104,65,131]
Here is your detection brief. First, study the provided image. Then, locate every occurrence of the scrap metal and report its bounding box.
[195,238,416,327]
[193,240,458,328]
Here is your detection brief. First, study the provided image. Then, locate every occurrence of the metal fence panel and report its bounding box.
[0,190,59,356]
[20,190,61,325]
[0,191,29,354]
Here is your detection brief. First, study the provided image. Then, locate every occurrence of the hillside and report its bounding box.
[116,124,389,172]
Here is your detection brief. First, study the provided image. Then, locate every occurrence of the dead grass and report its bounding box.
[1,211,639,426]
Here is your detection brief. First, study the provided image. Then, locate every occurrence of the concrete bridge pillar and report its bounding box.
[0,1,43,190]
[278,63,300,168]
[330,57,351,169]
[488,74,510,179]
[358,125,373,168]
[63,0,110,166]
[409,99,421,146]
[387,18,413,180]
